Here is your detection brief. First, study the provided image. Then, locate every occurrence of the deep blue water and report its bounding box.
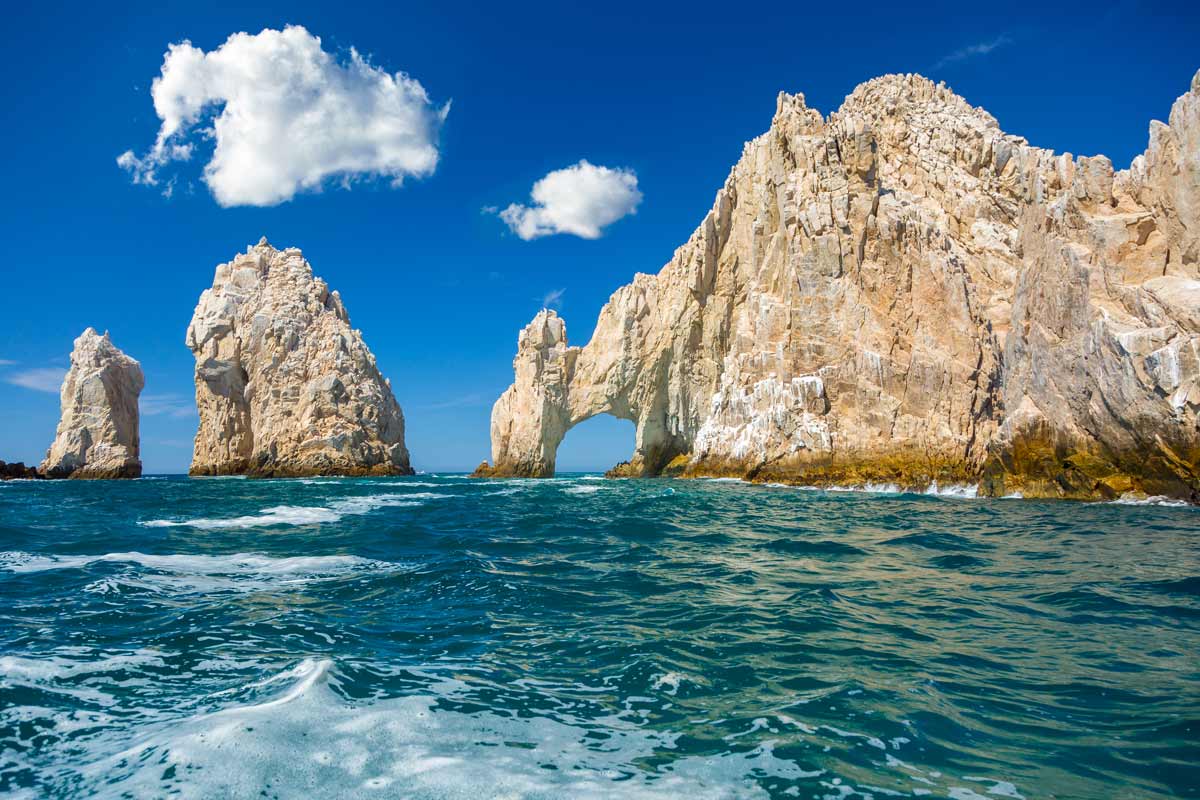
[0,474,1197,799]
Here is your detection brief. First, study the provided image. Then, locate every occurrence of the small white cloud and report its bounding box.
[141,393,196,418]
[5,367,67,394]
[539,288,566,309]
[0,359,16,366]
[120,25,447,207]
[935,35,1013,69]
[497,160,642,240]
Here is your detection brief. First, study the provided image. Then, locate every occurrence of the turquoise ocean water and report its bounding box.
[0,474,1197,799]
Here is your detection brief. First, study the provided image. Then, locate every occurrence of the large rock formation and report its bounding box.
[187,239,413,477]
[41,328,143,479]
[477,71,1200,502]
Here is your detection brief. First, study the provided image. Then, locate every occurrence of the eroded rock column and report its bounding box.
[187,239,413,477]
[41,328,143,479]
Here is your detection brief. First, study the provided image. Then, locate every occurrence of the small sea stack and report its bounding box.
[186,238,413,477]
[41,328,144,479]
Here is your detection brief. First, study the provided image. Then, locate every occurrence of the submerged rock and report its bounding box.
[187,239,412,477]
[41,328,143,479]
[477,72,1200,502]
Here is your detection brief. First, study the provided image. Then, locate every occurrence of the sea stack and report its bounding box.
[476,71,1200,502]
[187,239,413,477]
[41,328,144,479]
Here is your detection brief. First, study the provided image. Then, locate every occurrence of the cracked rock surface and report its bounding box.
[41,328,143,479]
[187,240,412,477]
[478,71,1200,502]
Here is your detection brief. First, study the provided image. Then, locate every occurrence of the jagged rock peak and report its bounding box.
[477,70,1200,503]
[187,241,413,477]
[41,327,144,479]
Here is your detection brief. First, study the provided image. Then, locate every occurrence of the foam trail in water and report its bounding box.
[1110,493,1193,508]
[924,481,979,498]
[64,659,831,800]
[140,492,445,529]
[0,551,410,596]
[0,551,399,575]
[0,650,167,682]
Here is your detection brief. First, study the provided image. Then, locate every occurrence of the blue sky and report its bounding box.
[0,0,1196,473]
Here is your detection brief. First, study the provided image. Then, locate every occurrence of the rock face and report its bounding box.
[0,461,42,480]
[477,71,1200,502]
[187,239,412,477]
[41,328,143,479]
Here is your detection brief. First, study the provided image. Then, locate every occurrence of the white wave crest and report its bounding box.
[824,482,903,494]
[924,481,979,498]
[0,650,167,683]
[0,552,410,596]
[1110,493,1193,508]
[140,492,446,529]
[564,485,601,495]
[64,659,821,800]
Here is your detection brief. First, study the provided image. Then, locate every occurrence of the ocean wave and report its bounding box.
[0,551,410,596]
[564,485,601,495]
[61,659,839,800]
[373,480,445,487]
[140,492,446,529]
[1110,493,1194,508]
[824,482,903,494]
[0,650,168,683]
[923,481,979,498]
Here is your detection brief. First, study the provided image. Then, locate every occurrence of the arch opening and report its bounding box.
[554,414,636,475]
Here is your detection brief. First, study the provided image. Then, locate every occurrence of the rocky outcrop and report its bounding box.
[41,328,143,479]
[187,239,412,477]
[0,461,42,480]
[477,71,1200,502]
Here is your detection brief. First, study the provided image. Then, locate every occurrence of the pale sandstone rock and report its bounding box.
[477,72,1200,502]
[41,328,143,479]
[187,239,412,477]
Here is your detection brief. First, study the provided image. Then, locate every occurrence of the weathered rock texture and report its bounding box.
[477,71,1200,502]
[187,239,412,477]
[41,328,143,479]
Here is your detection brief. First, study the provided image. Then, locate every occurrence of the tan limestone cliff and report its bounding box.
[187,239,412,477]
[41,328,143,479]
[476,71,1200,502]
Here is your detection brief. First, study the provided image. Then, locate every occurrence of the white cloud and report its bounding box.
[5,367,66,394]
[935,35,1013,69]
[141,393,196,418]
[119,25,447,207]
[0,359,16,366]
[498,160,642,240]
[539,288,565,309]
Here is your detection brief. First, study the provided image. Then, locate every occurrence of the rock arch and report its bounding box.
[475,72,1200,501]
[473,309,697,478]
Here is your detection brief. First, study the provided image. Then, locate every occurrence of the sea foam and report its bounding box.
[0,551,410,597]
[63,658,823,800]
[140,492,445,529]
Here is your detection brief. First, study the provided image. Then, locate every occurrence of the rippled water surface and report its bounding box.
[1,474,1197,799]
